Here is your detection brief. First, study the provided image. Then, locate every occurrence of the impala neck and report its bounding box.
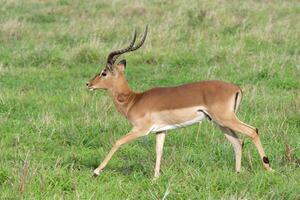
[108,74,136,118]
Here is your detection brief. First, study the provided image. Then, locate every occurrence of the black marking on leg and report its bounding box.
[241,141,244,148]
[233,92,239,112]
[256,128,259,135]
[263,156,270,164]
[197,109,212,121]
[93,173,99,178]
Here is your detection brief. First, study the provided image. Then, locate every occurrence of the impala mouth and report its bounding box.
[86,85,95,91]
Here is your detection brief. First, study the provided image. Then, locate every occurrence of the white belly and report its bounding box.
[151,108,207,133]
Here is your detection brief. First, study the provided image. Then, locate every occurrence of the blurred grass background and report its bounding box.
[0,0,299,199]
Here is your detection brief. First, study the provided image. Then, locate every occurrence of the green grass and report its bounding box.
[0,0,300,199]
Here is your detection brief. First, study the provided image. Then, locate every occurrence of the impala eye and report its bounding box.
[99,70,108,77]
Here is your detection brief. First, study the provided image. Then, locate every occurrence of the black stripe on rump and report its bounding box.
[234,92,239,112]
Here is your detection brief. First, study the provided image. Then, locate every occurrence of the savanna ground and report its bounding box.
[0,0,299,199]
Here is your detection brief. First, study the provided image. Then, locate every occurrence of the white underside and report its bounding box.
[151,111,206,133]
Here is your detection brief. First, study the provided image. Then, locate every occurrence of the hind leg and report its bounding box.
[219,116,272,171]
[218,125,243,172]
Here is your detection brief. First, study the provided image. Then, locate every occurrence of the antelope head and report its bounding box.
[86,26,148,91]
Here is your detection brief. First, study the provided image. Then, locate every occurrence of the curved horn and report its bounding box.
[106,25,149,70]
[111,25,148,64]
[129,25,148,52]
[106,29,137,66]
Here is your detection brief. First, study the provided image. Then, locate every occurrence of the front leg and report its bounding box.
[93,127,151,176]
[154,131,166,179]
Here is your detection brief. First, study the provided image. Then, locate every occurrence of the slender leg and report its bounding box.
[222,116,272,171]
[154,132,166,179]
[93,128,149,176]
[218,126,243,172]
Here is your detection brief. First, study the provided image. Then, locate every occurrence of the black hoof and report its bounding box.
[263,156,270,164]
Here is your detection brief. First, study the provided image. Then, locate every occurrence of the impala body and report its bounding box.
[86,26,272,178]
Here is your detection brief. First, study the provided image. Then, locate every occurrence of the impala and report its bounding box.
[86,26,272,178]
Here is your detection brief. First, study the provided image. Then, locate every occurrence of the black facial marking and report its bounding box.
[263,156,270,164]
[197,109,212,121]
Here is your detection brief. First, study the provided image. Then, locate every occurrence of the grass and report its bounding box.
[0,0,299,199]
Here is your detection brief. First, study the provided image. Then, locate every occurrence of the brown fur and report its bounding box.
[87,53,272,178]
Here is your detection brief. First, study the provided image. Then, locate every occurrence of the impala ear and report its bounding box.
[117,59,126,72]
